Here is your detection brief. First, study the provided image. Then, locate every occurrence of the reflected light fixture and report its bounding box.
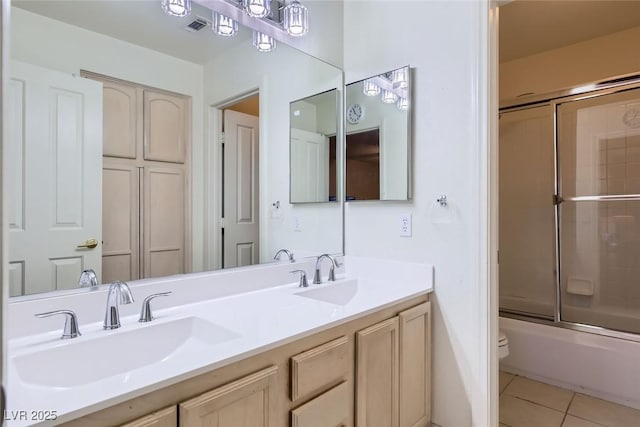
[253,30,277,52]
[162,0,191,17]
[244,0,271,18]
[283,0,309,37]
[213,11,238,36]
[381,89,398,104]
[392,68,409,89]
[397,97,409,111]
[363,79,381,96]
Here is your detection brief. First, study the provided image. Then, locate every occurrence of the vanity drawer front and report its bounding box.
[120,406,177,427]
[291,381,350,427]
[290,335,350,401]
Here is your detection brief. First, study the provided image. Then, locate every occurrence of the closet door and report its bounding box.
[143,89,188,164]
[101,79,138,159]
[143,165,186,278]
[102,158,139,283]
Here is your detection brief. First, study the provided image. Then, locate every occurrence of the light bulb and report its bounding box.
[213,12,238,37]
[253,31,276,52]
[363,79,380,96]
[244,0,270,18]
[392,67,409,89]
[381,90,398,104]
[283,0,309,37]
[161,0,191,17]
[397,97,409,111]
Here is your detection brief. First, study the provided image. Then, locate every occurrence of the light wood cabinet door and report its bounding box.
[291,381,350,427]
[179,366,277,427]
[356,317,399,427]
[143,89,188,163]
[101,79,138,159]
[399,302,431,427]
[121,406,177,427]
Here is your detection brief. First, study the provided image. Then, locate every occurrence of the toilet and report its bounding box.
[498,330,510,360]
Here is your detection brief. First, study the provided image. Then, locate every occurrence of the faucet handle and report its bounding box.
[35,310,81,339]
[290,270,308,288]
[139,292,172,323]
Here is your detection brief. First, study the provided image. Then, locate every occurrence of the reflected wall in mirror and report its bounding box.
[290,89,339,203]
[345,66,411,201]
[7,0,343,298]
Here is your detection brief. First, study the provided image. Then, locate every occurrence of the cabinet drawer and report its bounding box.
[120,406,177,427]
[291,381,350,427]
[290,335,350,401]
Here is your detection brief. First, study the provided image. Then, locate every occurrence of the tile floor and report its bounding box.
[499,372,640,427]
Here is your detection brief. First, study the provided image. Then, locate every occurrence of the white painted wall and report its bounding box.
[501,25,640,102]
[343,1,491,425]
[204,41,344,264]
[10,7,207,272]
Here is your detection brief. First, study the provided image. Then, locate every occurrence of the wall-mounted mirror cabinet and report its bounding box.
[289,89,340,204]
[7,0,344,299]
[345,66,411,201]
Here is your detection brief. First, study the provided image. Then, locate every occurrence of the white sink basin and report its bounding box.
[295,279,359,306]
[14,317,238,387]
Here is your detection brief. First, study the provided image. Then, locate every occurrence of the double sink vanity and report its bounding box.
[6,256,433,427]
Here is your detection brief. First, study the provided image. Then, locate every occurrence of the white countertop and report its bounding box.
[6,257,433,426]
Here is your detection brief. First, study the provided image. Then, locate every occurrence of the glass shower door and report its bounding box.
[499,105,556,318]
[558,88,640,334]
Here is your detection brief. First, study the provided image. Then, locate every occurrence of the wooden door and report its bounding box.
[144,89,187,163]
[122,406,177,427]
[8,61,103,295]
[143,165,185,278]
[356,317,399,427]
[291,382,350,427]
[223,110,259,268]
[102,159,139,283]
[179,366,277,427]
[290,128,330,203]
[99,78,138,159]
[399,302,431,427]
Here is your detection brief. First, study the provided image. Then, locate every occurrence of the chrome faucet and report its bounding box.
[104,281,134,330]
[274,248,295,263]
[78,269,98,288]
[313,254,341,284]
[35,310,81,339]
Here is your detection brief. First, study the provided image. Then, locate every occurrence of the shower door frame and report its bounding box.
[499,74,640,343]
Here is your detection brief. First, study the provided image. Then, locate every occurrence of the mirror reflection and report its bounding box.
[345,66,411,201]
[7,0,343,298]
[289,89,339,203]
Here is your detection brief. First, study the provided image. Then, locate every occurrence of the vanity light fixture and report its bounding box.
[253,30,277,52]
[392,68,409,89]
[381,89,398,104]
[283,0,309,36]
[397,97,409,111]
[244,0,271,18]
[162,0,191,17]
[363,79,381,96]
[213,11,238,36]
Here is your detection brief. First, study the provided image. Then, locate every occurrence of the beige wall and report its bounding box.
[500,26,640,102]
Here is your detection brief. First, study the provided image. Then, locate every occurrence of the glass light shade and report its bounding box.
[363,79,380,96]
[244,0,270,18]
[381,90,398,104]
[397,97,409,111]
[162,0,191,17]
[392,68,409,89]
[253,31,276,52]
[283,0,309,37]
[213,12,238,37]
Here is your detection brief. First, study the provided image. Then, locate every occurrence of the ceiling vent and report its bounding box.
[185,16,209,32]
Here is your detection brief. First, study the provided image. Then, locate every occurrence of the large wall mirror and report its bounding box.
[345,66,411,201]
[7,0,344,299]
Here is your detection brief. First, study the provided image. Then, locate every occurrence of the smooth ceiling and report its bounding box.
[500,0,640,63]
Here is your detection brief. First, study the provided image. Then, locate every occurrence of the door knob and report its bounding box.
[77,238,99,249]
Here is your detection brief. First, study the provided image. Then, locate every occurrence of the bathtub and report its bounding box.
[500,316,640,410]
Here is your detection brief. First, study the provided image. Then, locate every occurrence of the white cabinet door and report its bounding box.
[8,61,102,295]
[290,128,329,203]
[223,110,259,268]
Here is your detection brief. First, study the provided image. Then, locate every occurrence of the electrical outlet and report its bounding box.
[400,213,412,237]
[293,215,302,232]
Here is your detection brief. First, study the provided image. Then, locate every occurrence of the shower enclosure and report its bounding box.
[499,78,640,338]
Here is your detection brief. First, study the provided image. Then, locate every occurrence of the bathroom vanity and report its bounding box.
[6,257,433,427]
